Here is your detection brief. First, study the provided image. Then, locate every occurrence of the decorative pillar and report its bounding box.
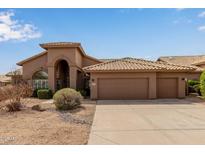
[178,76,186,98]
[149,73,157,99]
[90,74,97,100]
[48,66,55,91]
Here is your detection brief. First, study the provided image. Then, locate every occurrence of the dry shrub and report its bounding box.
[53,88,83,110]
[0,82,33,112]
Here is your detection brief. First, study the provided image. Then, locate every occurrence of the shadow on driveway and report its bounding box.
[97,97,204,105]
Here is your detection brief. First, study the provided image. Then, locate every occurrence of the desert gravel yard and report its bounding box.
[89,97,205,145]
[0,98,96,145]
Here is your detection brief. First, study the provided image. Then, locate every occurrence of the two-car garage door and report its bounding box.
[98,78,149,100]
[97,77,178,100]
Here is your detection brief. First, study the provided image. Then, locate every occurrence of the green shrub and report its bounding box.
[53,88,82,110]
[200,71,205,97]
[188,80,200,94]
[37,89,53,99]
[32,89,38,97]
[32,88,44,97]
[188,80,199,87]
[193,84,201,95]
[77,89,87,97]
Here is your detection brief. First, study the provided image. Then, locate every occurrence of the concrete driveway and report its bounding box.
[88,98,205,144]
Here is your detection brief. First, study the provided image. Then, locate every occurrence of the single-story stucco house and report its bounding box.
[17,42,203,100]
[158,55,205,69]
[0,75,11,87]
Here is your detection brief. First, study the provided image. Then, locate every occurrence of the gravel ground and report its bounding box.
[0,98,96,145]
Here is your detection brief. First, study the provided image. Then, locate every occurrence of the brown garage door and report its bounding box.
[98,78,149,100]
[157,78,178,98]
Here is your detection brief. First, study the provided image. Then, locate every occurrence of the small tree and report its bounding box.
[0,66,33,112]
[200,70,205,97]
[0,81,33,112]
[6,67,23,85]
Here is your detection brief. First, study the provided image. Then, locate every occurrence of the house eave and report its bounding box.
[84,69,197,73]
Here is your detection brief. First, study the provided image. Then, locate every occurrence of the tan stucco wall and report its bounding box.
[47,48,77,67]
[22,53,48,80]
[76,48,83,68]
[90,72,190,100]
[46,48,79,91]
[186,72,201,80]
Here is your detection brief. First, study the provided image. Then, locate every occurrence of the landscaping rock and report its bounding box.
[31,105,46,112]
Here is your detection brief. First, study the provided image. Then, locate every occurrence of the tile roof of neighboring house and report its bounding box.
[83,57,201,72]
[99,59,118,62]
[0,75,11,83]
[158,55,205,66]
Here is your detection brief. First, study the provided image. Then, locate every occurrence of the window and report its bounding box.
[32,70,48,89]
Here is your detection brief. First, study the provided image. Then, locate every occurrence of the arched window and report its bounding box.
[32,70,48,89]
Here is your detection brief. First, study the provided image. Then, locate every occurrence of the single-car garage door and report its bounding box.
[157,78,178,98]
[98,78,149,100]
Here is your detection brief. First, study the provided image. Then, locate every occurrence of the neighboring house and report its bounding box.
[0,69,23,87]
[158,55,205,69]
[17,42,202,100]
[6,68,23,84]
[0,75,11,87]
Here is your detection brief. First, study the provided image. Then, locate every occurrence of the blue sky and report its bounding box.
[1,8,205,74]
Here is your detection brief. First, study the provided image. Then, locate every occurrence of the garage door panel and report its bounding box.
[98,78,148,100]
[157,78,178,98]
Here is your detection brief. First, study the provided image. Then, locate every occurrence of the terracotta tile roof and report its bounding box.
[83,57,200,72]
[158,55,205,66]
[39,42,81,49]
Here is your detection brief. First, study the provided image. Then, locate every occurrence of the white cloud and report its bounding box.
[198,11,205,18]
[0,10,41,42]
[198,26,205,32]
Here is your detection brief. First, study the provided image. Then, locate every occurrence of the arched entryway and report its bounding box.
[55,60,70,90]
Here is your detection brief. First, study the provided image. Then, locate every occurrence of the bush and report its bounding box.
[200,71,205,97]
[188,80,200,94]
[193,84,201,96]
[53,88,82,110]
[77,89,87,97]
[32,88,47,97]
[32,89,38,97]
[37,89,53,99]
[6,102,22,112]
[0,82,33,112]
[188,80,199,87]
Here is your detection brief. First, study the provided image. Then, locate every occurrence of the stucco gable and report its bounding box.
[17,51,47,66]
